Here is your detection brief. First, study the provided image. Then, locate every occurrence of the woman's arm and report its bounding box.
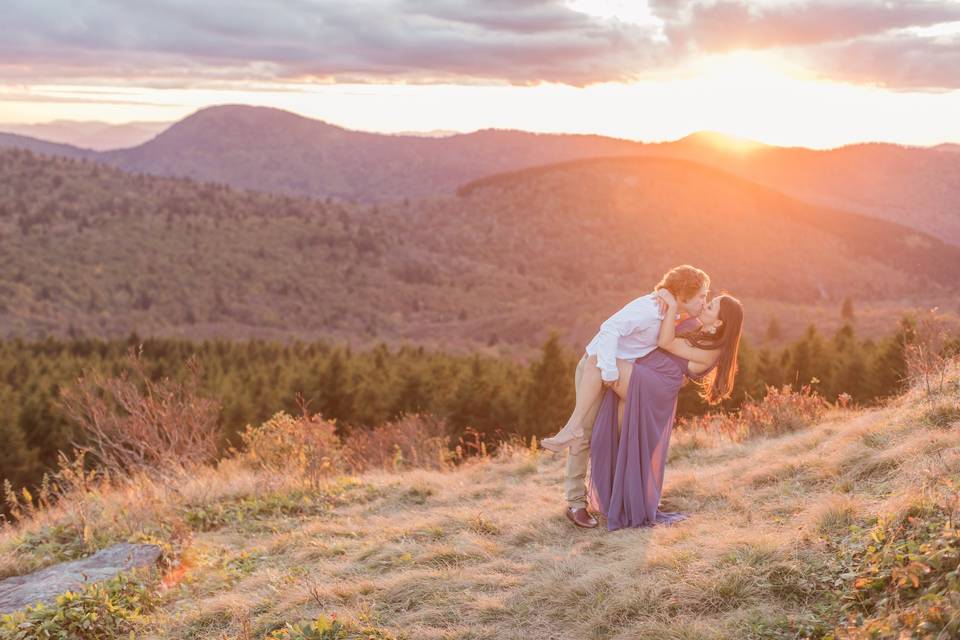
[655,289,678,348]
[655,290,715,366]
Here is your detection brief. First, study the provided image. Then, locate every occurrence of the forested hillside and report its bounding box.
[1,149,956,348]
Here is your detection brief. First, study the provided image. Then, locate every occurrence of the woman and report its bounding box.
[588,291,744,531]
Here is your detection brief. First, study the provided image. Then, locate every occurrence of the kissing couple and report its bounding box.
[541,265,744,531]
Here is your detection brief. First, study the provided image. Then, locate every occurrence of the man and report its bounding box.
[540,265,710,528]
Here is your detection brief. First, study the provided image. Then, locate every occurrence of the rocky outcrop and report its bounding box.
[0,542,162,614]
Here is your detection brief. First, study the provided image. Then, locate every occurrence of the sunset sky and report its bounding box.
[2,0,960,148]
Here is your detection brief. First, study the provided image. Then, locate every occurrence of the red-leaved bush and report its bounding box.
[678,383,829,441]
[58,346,221,477]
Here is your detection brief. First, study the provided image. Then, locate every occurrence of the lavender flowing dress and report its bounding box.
[588,333,715,531]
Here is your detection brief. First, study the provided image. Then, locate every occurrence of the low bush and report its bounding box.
[57,346,221,477]
[678,383,829,441]
[235,411,454,478]
[236,410,340,488]
[833,476,960,638]
[266,614,397,640]
[341,413,453,473]
[0,567,160,639]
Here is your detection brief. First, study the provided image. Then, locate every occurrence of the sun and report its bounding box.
[673,51,831,146]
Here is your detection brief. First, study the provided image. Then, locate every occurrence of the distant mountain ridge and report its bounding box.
[1,104,958,244]
[0,120,170,151]
[0,132,93,160]
[97,105,651,202]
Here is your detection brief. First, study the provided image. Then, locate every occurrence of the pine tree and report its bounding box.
[0,389,38,489]
[765,316,782,342]
[319,350,354,431]
[519,333,573,439]
[841,296,855,321]
[872,317,912,398]
[754,348,784,393]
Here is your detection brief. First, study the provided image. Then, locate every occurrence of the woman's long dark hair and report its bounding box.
[678,294,744,404]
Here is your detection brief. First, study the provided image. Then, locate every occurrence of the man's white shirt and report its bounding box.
[584,291,671,382]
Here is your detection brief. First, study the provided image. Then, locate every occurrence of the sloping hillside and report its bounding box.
[1,149,957,346]
[645,133,960,246]
[451,155,959,300]
[2,369,958,638]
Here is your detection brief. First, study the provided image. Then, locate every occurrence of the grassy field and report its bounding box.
[2,370,958,639]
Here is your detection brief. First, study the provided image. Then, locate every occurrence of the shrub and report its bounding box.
[266,614,397,640]
[267,615,346,640]
[341,413,453,473]
[904,309,953,396]
[0,568,159,639]
[57,346,221,477]
[678,383,828,441]
[740,383,828,438]
[235,410,455,479]
[236,410,340,488]
[834,476,960,638]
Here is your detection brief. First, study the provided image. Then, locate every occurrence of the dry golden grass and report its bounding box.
[2,376,959,639]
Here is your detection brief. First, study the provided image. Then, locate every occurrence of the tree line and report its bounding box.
[1,318,935,497]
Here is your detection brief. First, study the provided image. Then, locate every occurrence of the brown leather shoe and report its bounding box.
[566,507,598,528]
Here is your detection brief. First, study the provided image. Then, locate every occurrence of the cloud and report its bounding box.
[0,0,667,87]
[662,0,960,51]
[0,0,958,90]
[647,0,960,89]
[805,28,960,90]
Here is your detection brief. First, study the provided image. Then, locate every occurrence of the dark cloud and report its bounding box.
[0,0,666,86]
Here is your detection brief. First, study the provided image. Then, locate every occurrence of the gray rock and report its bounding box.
[0,542,163,614]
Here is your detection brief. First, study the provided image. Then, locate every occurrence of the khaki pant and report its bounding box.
[563,354,605,509]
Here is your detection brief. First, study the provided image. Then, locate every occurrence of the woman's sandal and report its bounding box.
[540,429,584,452]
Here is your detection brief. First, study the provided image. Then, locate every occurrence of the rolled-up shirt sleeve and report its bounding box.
[594,320,633,382]
[594,300,658,381]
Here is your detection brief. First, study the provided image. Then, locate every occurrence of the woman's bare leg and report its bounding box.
[543,354,635,452]
[565,355,637,437]
[543,355,633,453]
[556,354,603,438]
[612,359,633,434]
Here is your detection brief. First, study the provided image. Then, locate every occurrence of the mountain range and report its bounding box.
[2,104,958,245]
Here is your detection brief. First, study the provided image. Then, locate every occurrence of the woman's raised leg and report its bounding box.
[612,359,633,432]
[542,355,632,452]
[541,354,602,451]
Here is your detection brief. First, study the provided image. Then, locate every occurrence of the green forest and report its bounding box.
[1,319,926,497]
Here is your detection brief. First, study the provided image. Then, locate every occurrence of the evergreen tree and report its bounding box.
[319,350,354,432]
[754,348,783,394]
[765,316,782,342]
[519,333,573,439]
[841,296,855,321]
[836,350,870,403]
[872,318,912,398]
[0,389,38,489]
